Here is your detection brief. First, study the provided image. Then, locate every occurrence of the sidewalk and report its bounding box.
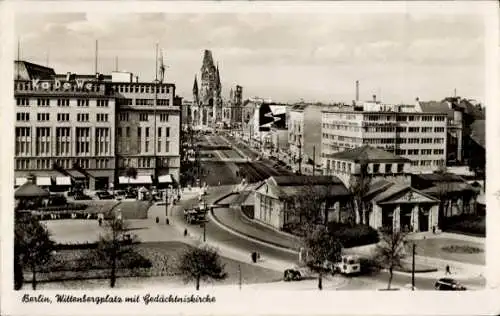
[209,205,485,279]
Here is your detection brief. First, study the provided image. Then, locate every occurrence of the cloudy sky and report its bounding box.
[15,9,486,104]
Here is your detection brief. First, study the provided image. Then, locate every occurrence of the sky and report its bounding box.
[15,10,487,104]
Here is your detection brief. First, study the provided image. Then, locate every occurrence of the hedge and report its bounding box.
[441,215,485,237]
[327,222,380,248]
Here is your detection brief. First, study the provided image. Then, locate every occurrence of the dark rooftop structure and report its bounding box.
[15,60,56,81]
[324,145,410,163]
[470,119,485,148]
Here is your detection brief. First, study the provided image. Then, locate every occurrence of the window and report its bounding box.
[434,138,444,144]
[119,113,129,121]
[160,114,169,122]
[408,138,419,144]
[434,127,445,133]
[16,98,29,106]
[421,116,433,121]
[15,127,31,156]
[137,127,142,137]
[408,115,415,121]
[408,127,420,133]
[421,138,433,144]
[77,113,89,122]
[384,164,392,173]
[397,164,404,173]
[396,127,407,133]
[95,128,110,155]
[396,149,407,155]
[118,98,133,106]
[145,127,150,138]
[421,127,432,133]
[35,127,51,156]
[157,139,162,152]
[166,127,170,137]
[37,98,50,107]
[77,99,89,107]
[408,149,419,155]
[16,112,30,121]
[139,113,149,121]
[126,127,130,137]
[165,140,170,152]
[434,116,445,122]
[158,127,162,137]
[75,127,91,155]
[421,149,432,155]
[37,113,50,121]
[372,163,380,173]
[433,149,445,155]
[396,115,407,122]
[55,127,71,156]
[57,99,70,107]
[96,113,109,122]
[117,127,122,137]
[158,99,170,106]
[145,140,149,152]
[57,113,70,122]
[97,99,109,107]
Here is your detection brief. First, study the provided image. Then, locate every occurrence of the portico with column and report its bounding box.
[367,183,440,233]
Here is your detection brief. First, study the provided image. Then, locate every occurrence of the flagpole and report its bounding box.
[154,43,158,185]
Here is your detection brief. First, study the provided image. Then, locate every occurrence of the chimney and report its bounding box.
[355,80,359,102]
[372,94,376,102]
[135,76,139,83]
[66,72,71,81]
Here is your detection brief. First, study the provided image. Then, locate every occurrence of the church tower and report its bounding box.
[199,49,221,127]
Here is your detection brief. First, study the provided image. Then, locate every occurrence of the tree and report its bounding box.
[374,229,408,290]
[15,215,55,290]
[93,216,138,288]
[178,246,227,290]
[349,162,372,225]
[125,166,138,188]
[304,225,343,290]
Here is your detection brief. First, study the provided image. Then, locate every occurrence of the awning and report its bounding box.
[36,177,52,186]
[56,176,71,186]
[119,175,152,184]
[15,178,28,187]
[158,174,173,183]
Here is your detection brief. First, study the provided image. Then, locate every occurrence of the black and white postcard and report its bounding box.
[1,1,499,315]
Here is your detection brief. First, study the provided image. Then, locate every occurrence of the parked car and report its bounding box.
[283,267,313,282]
[73,193,92,200]
[48,194,68,206]
[114,190,127,200]
[434,278,467,291]
[96,191,114,200]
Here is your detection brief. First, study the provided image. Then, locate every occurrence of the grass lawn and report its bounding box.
[412,238,485,265]
[115,201,152,219]
[29,241,282,290]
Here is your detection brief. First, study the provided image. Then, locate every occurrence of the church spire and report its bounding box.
[193,75,198,93]
[216,62,221,87]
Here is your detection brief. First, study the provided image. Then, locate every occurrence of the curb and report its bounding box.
[209,208,299,255]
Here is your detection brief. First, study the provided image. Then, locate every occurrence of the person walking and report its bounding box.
[445,265,451,275]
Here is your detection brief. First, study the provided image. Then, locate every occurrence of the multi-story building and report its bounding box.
[222,85,244,128]
[109,71,181,188]
[14,61,181,190]
[15,62,117,190]
[321,100,448,174]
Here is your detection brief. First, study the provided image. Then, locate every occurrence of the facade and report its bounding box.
[253,176,350,230]
[190,50,223,129]
[364,180,440,232]
[321,102,448,174]
[15,63,117,190]
[417,97,485,166]
[323,145,411,188]
[14,61,181,190]
[222,84,244,128]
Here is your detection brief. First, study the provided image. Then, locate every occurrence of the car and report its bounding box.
[283,267,313,282]
[96,191,114,200]
[114,190,127,200]
[73,193,92,200]
[434,278,467,291]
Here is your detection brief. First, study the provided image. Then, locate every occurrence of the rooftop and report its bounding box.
[324,145,410,163]
[270,175,344,186]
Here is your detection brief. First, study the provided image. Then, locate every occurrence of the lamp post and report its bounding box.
[411,243,416,291]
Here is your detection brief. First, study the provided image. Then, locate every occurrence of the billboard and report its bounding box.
[258,103,287,131]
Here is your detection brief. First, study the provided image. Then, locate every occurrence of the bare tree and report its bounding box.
[348,162,372,225]
[15,215,55,290]
[93,216,138,288]
[374,229,408,290]
[304,225,342,290]
[178,245,227,290]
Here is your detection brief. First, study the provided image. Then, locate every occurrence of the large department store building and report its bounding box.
[14,61,181,190]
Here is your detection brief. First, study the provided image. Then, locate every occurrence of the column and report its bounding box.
[429,204,439,231]
[411,205,420,232]
[392,205,400,232]
[456,197,463,215]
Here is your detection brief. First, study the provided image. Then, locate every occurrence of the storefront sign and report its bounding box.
[31,79,95,91]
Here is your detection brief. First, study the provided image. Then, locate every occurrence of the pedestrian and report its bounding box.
[445,265,451,275]
[432,226,436,234]
[166,218,170,225]
[155,216,159,224]
[184,228,188,237]
[98,218,102,226]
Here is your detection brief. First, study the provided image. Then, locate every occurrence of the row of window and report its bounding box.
[119,112,170,122]
[410,160,445,167]
[16,98,110,107]
[365,114,446,122]
[322,125,446,133]
[113,84,171,94]
[135,99,171,106]
[17,112,111,122]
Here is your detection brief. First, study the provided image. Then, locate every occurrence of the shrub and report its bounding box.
[441,245,483,254]
[441,215,485,237]
[327,222,379,248]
